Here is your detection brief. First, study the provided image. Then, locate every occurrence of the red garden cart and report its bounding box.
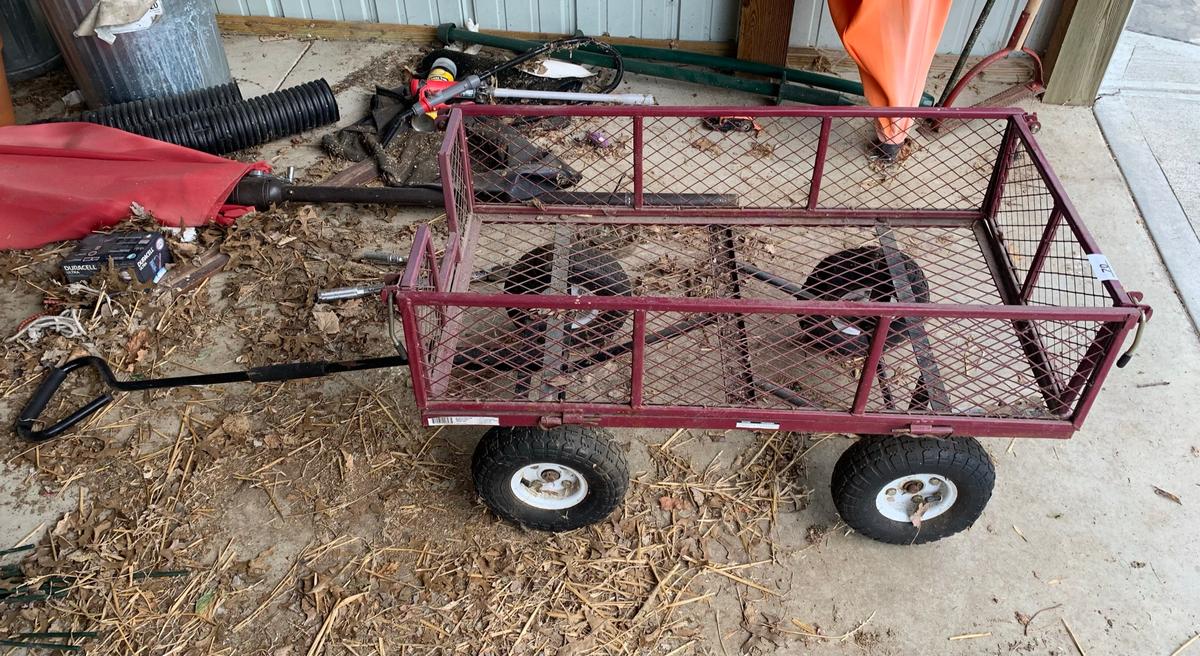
[18,105,1150,545]
[387,104,1148,544]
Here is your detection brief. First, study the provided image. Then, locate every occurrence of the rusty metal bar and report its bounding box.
[630,309,646,408]
[807,116,832,210]
[633,115,644,210]
[1019,206,1065,302]
[406,292,1135,322]
[710,226,757,404]
[852,316,893,414]
[419,401,1078,439]
[455,104,1027,120]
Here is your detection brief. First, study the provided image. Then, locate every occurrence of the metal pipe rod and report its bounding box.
[936,0,999,106]
[317,284,385,302]
[490,88,656,104]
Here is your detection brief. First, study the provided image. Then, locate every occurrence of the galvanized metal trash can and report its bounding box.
[35,0,232,108]
[0,0,63,81]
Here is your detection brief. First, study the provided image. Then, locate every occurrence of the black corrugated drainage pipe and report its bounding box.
[80,82,243,127]
[92,79,339,154]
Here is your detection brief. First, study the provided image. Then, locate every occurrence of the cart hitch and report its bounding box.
[15,354,408,443]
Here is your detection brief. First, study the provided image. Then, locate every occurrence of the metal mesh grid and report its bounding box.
[427,305,634,404]
[640,115,822,208]
[816,116,1005,210]
[464,220,1004,305]
[460,109,1006,212]
[468,114,636,202]
[989,132,1116,308]
[862,317,1110,418]
[396,108,1135,431]
[412,217,1114,419]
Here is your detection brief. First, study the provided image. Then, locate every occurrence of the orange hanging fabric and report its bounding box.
[828,0,953,146]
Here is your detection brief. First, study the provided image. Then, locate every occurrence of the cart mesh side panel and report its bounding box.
[988,130,1118,308]
[813,116,1004,210]
[398,107,1139,437]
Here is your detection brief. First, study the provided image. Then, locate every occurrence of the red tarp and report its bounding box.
[0,122,266,250]
[829,0,953,145]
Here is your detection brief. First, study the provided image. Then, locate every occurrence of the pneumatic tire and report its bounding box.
[504,244,632,348]
[831,435,995,545]
[471,425,629,532]
[800,246,930,358]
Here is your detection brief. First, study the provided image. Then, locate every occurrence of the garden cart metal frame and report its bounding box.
[386,104,1148,542]
[16,104,1149,545]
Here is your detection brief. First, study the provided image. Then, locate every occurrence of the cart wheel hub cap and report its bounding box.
[875,474,958,523]
[511,463,589,510]
[568,284,600,330]
[833,288,873,336]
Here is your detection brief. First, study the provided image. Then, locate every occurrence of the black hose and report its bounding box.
[79,82,243,128]
[107,79,340,154]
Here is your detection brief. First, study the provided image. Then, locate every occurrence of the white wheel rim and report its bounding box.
[510,463,589,510]
[833,288,872,336]
[874,474,959,523]
[568,284,600,329]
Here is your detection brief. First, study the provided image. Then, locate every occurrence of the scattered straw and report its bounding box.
[1062,617,1086,655]
[948,632,992,641]
[1172,633,1200,656]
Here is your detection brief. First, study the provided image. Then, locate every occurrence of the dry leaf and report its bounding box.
[125,328,151,356]
[313,308,340,335]
[1153,486,1182,505]
[690,137,720,153]
[543,374,573,387]
[659,496,680,511]
[909,501,931,528]
[222,415,252,440]
[791,619,820,635]
[247,547,276,575]
[748,143,774,158]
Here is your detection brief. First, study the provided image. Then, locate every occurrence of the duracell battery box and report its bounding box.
[61,232,172,283]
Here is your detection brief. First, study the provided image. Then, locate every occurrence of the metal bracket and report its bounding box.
[892,424,955,437]
[538,413,601,429]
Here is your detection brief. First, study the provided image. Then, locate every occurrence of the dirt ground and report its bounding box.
[1,35,1197,656]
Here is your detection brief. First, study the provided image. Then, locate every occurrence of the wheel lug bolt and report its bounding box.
[912,495,923,504]
[929,477,942,487]
[885,488,897,496]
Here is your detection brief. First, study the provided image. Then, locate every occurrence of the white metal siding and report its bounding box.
[214,0,1054,52]
[789,0,1061,54]
[214,0,738,41]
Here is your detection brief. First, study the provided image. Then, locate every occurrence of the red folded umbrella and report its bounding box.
[0,122,267,250]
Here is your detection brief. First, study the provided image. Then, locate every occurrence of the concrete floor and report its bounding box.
[3,34,1199,654]
[1127,0,1200,44]
[1096,30,1200,330]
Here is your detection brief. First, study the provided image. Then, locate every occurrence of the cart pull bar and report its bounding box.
[16,354,409,443]
[1117,291,1153,368]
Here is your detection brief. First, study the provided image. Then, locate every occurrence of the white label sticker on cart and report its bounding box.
[427,416,500,426]
[736,421,781,430]
[1087,254,1118,282]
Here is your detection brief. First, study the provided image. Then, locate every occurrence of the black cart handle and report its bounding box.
[16,358,115,442]
[15,353,411,443]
